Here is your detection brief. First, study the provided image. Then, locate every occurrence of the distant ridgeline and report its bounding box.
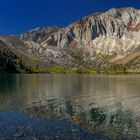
[1,8,140,73]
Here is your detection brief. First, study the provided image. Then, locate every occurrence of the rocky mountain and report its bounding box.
[20,26,60,43]
[1,7,140,73]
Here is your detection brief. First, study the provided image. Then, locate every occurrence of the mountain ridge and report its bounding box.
[0,7,140,73]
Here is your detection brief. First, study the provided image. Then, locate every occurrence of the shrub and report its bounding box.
[48,65,66,74]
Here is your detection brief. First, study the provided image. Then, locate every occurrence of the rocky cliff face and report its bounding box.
[1,7,140,73]
[19,8,140,68]
[20,26,60,43]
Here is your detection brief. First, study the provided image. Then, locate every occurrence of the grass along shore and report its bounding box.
[24,64,131,74]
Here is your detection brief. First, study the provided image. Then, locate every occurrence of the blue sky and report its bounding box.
[0,0,140,35]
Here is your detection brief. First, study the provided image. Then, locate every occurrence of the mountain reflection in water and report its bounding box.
[0,74,140,140]
[23,95,140,140]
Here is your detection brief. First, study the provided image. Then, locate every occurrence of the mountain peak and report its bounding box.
[20,26,60,43]
[1,7,140,73]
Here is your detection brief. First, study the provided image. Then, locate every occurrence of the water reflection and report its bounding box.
[23,96,140,140]
[0,74,140,139]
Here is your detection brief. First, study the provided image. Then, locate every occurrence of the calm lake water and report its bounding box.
[0,74,140,140]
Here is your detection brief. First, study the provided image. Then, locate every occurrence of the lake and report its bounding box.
[0,74,140,140]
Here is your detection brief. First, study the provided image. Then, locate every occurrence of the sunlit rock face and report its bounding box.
[20,26,60,44]
[1,8,140,72]
[19,8,140,68]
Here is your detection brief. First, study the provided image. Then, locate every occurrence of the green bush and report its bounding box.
[48,65,66,74]
[76,68,97,74]
[101,64,126,74]
[25,64,47,73]
[48,66,98,74]
[32,55,41,62]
